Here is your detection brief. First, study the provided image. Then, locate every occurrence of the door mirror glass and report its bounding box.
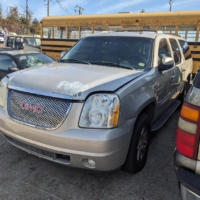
[8,66,18,72]
[61,51,68,58]
[158,57,175,71]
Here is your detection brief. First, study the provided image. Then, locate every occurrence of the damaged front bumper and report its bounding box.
[0,104,133,171]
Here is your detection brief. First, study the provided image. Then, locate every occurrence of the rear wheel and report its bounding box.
[122,113,151,173]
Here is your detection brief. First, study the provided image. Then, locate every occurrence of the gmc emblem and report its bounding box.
[20,102,45,114]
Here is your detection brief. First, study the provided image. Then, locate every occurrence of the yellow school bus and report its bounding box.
[40,11,200,74]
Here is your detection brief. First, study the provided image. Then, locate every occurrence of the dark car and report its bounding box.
[0,51,54,80]
[174,70,200,200]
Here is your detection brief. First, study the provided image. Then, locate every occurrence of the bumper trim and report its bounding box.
[3,134,71,165]
[181,184,200,200]
[177,167,200,197]
[174,150,197,172]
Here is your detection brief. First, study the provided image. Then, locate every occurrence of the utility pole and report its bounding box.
[47,0,49,16]
[0,4,2,19]
[169,0,173,12]
[26,0,28,34]
[75,5,84,15]
[44,0,50,16]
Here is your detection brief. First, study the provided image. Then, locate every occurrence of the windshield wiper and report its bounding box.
[59,59,91,65]
[90,61,134,70]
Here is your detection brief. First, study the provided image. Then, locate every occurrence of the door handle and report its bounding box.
[181,68,185,72]
[171,75,177,80]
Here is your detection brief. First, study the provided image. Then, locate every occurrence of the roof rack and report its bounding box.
[115,30,163,34]
[164,33,182,37]
[115,30,182,37]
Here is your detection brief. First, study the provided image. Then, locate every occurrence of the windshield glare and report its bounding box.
[15,53,54,68]
[62,36,153,69]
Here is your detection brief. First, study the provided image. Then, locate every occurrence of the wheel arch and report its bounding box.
[136,101,155,124]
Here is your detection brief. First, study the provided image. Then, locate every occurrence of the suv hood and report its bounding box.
[8,63,145,100]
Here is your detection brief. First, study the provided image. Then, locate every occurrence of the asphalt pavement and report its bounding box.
[0,109,182,200]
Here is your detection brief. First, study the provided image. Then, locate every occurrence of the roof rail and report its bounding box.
[115,30,163,34]
[164,33,182,37]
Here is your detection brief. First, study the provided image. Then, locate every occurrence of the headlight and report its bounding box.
[0,76,8,108]
[79,94,120,128]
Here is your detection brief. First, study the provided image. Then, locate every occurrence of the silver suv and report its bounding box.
[0,31,193,173]
[175,70,200,200]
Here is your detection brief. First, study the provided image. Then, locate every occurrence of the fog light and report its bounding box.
[88,159,96,167]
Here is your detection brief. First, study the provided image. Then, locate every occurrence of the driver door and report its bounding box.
[155,38,175,115]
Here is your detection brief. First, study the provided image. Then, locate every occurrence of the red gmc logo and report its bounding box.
[20,102,45,114]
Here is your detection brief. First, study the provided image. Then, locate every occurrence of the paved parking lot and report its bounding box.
[0,109,181,200]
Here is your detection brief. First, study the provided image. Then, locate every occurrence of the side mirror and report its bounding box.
[158,57,175,72]
[61,51,68,58]
[8,66,19,72]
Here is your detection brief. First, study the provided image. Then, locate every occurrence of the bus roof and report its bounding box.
[41,11,200,26]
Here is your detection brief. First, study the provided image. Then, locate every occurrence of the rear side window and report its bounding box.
[169,38,181,64]
[178,40,192,60]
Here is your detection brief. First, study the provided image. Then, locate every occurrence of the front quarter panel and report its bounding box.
[116,68,158,127]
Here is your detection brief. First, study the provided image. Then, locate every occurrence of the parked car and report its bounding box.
[0,30,5,43]
[174,70,200,200]
[0,51,54,80]
[0,31,193,173]
[0,36,4,43]
[4,35,41,51]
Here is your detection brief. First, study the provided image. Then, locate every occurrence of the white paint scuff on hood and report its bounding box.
[57,81,89,97]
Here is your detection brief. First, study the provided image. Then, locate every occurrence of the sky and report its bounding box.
[0,0,200,21]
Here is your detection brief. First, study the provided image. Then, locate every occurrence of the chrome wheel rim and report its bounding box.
[137,126,148,162]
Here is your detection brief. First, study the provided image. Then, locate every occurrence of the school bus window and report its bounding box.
[54,27,66,39]
[124,26,139,31]
[80,26,92,38]
[67,26,79,39]
[169,38,181,64]
[43,27,52,38]
[158,38,171,64]
[141,25,156,31]
[108,26,121,32]
[159,25,176,33]
[94,26,106,33]
[178,25,196,42]
[178,40,192,60]
[198,32,200,42]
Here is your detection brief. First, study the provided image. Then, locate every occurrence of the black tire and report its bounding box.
[122,113,151,173]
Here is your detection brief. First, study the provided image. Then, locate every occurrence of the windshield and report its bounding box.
[61,36,153,69]
[15,53,54,68]
[23,37,41,46]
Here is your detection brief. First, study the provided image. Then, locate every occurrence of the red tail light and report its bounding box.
[176,103,200,159]
[176,128,196,158]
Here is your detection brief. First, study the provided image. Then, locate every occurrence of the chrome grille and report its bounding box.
[7,89,72,129]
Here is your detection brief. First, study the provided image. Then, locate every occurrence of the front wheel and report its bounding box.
[122,114,151,173]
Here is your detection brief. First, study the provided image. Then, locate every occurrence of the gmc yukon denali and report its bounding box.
[0,31,193,173]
